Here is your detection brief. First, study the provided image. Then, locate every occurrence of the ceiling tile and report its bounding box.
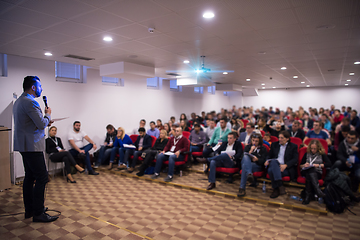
[137,34,180,48]
[224,0,291,17]
[153,0,208,12]
[45,21,99,38]
[0,19,40,37]
[243,9,299,30]
[111,24,155,40]
[115,41,154,53]
[26,30,77,45]
[140,14,196,34]
[167,27,215,42]
[59,39,106,51]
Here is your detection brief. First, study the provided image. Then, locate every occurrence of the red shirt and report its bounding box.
[333,114,344,124]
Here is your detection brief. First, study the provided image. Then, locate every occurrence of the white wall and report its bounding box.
[0,55,234,150]
[242,86,360,112]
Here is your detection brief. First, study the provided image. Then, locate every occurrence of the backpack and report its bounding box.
[324,182,353,214]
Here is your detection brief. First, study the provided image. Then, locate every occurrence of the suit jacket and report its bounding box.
[287,128,305,141]
[268,141,299,180]
[238,132,251,144]
[46,137,64,154]
[13,92,51,152]
[134,134,152,150]
[215,141,243,168]
[243,144,268,167]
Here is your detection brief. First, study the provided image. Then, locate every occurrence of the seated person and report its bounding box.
[189,123,207,153]
[334,125,350,151]
[216,116,232,131]
[350,110,360,129]
[332,130,360,192]
[300,139,331,204]
[179,119,190,132]
[238,133,267,197]
[68,121,99,175]
[238,122,255,146]
[147,121,160,138]
[264,131,298,198]
[136,130,169,176]
[163,123,171,136]
[202,117,231,158]
[132,119,146,135]
[303,121,332,147]
[156,119,164,130]
[205,119,216,141]
[123,127,152,173]
[288,120,305,141]
[108,127,133,170]
[332,109,344,126]
[256,117,267,131]
[230,117,241,132]
[263,133,272,146]
[46,126,84,183]
[335,117,355,134]
[302,112,314,132]
[95,124,117,168]
[198,132,243,190]
[265,121,285,138]
[151,127,189,182]
[320,114,332,131]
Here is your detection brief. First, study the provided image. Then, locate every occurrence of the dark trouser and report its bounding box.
[123,149,135,167]
[138,150,159,173]
[49,151,77,174]
[154,153,185,176]
[96,146,112,165]
[208,153,235,183]
[130,150,144,168]
[69,143,93,172]
[301,167,322,179]
[202,144,216,158]
[21,152,48,216]
[267,160,289,189]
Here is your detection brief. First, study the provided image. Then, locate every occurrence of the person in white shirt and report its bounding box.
[68,121,99,175]
[205,119,216,141]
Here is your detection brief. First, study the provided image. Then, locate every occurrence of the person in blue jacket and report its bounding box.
[107,127,133,170]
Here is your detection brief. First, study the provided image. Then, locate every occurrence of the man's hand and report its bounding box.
[45,107,52,115]
[108,143,113,147]
[175,151,180,158]
[303,162,310,168]
[252,156,258,162]
[92,144,97,150]
[351,146,359,152]
[79,150,85,154]
[280,164,287,172]
[264,160,269,167]
[346,161,352,167]
[47,120,54,127]
[104,142,108,146]
[161,151,165,154]
[191,142,196,146]
[138,147,143,151]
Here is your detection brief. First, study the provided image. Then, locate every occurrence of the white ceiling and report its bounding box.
[0,0,359,89]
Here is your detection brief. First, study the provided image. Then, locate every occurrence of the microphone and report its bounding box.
[43,96,48,108]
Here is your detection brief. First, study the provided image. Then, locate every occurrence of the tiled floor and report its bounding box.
[1,167,360,240]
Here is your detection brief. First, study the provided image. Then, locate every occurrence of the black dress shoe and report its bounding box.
[136,171,145,177]
[197,158,208,164]
[33,212,58,223]
[206,183,216,190]
[88,170,99,175]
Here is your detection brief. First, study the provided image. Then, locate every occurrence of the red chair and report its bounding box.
[163,138,190,170]
[129,134,138,143]
[265,141,290,181]
[182,131,191,139]
[134,136,158,162]
[296,147,326,186]
[270,136,278,143]
[241,119,249,126]
[263,144,270,152]
[215,143,244,183]
[260,130,265,137]
[290,137,302,150]
[303,138,328,154]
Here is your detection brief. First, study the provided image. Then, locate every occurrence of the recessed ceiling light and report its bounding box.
[272,87,276,89]
[183,60,190,64]
[176,75,181,78]
[301,82,305,84]
[345,83,349,86]
[349,72,355,75]
[203,12,214,18]
[261,83,265,85]
[195,69,202,74]
[306,85,310,87]
[44,52,52,56]
[346,79,351,82]
[258,51,267,55]
[223,72,228,75]
[246,78,250,81]
[103,36,113,42]
[262,87,265,89]
[281,67,287,70]
[354,61,360,65]
[293,75,298,79]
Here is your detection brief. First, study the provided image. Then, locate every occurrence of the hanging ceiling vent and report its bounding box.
[64,54,95,61]
[166,73,181,77]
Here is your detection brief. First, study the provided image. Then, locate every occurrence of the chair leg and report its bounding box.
[226,174,234,183]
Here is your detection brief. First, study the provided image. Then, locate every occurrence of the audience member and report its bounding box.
[189,124,207,153]
[156,119,164,130]
[132,119,146,135]
[202,118,231,158]
[332,109,344,126]
[300,139,331,204]
[95,124,117,168]
[350,110,360,129]
[288,120,305,141]
[334,125,350,152]
[151,127,190,182]
[180,119,190,132]
[136,130,169,176]
[320,114,332,131]
[265,131,298,198]
[147,121,160,138]
[302,112,313,131]
[205,119,216,141]
[68,121,99,175]
[198,132,243,190]
[238,122,255,146]
[238,133,267,197]
[303,121,331,146]
[263,133,272,146]
[335,117,355,134]
[163,123,171,136]
[216,116,232,131]
[108,127,133,170]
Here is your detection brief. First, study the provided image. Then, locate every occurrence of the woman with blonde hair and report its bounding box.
[300,139,331,204]
[108,127,133,170]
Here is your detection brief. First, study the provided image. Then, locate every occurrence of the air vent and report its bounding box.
[64,54,94,61]
[166,73,181,76]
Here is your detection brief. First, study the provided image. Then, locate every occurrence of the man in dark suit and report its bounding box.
[287,120,305,141]
[125,127,152,173]
[265,131,298,198]
[199,132,243,190]
[13,76,58,222]
[238,122,255,146]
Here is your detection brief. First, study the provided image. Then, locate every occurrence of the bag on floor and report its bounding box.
[144,166,155,175]
[324,182,350,214]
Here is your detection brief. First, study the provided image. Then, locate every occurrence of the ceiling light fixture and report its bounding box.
[306,85,310,87]
[345,84,349,86]
[354,61,360,65]
[203,12,215,18]
[346,79,351,82]
[349,72,355,75]
[103,36,113,42]
[281,67,287,70]
[246,78,250,81]
[223,72,228,75]
[272,87,276,89]
[261,83,265,85]
[183,60,190,64]
[293,75,298,78]
[44,52,52,56]
[262,87,265,89]
[301,82,305,84]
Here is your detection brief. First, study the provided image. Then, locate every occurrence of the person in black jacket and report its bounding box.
[300,139,331,204]
[265,131,298,198]
[198,132,243,190]
[46,126,84,183]
[94,124,117,168]
[238,133,267,197]
[136,130,169,176]
[332,130,360,192]
[125,128,152,173]
[287,120,305,141]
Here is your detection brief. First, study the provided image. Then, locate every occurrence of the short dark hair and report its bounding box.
[106,124,114,130]
[138,127,146,133]
[140,119,146,123]
[150,121,155,125]
[157,119,162,123]
[23,76,40,91]
[341,125,351,133]
[348,130,359,138]
[251,133,263,146]
[73,121,80,126]
[246,122,255,128]
[220,117,227,122]
[194,123,200,128]
[279,130,290,140]
[227,132,237,139]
